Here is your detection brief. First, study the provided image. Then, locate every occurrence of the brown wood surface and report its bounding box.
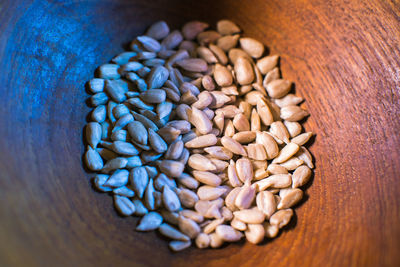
[0,0,399,266]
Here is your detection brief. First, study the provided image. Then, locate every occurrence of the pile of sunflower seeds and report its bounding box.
[84,19,314,251]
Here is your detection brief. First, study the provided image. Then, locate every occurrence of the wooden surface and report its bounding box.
[0,0,399,266]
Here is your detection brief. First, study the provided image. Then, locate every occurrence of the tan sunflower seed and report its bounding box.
[245,224,265,244]
[204,146,233,160]
[284,121,302,138]
[216,105,241,118]
[196,46,218,63]
[272,142,300,164]
[280,105,309,121]
[227,162,243,188]
[213,112,225,133]
[185,134,217,148]
[234,56,254,85]
[256,55,279,74]
[280,157,304,170]
[217,34,240,51]
[239,37,264,58]
[246,143,267,161]
[224,120,235,137]
[275,93,303,107]
[208,158,228,172]
[180,90,198,105]
[197,186,227,200]
[256,191,276,219]
[188,107,213,134]
[166,120,191,134]
[159,160,185,178]
[182,21,209,40]
[256,131,279,159]
[209,44,228,65]
[267,164,289,175]
[235,157,253,184]
[197,30,221,45]
[178,216,200,239]
[189,155,217,172]
[203,218,224,234]
[209,232,224,248]
[265,79,292,99]
[232,113,250,132]
[180,210,204,223]
[178,188,199,208]
[215,225,243,242]
[291,132,313,146]
[254,168,269,181]
[221,85,239,95]
[192,91,213,109]
[235,184,256,209]
[255,174,292,191]
[296,146,314,168]
[256,98,274,126]
[194,233,209,249]
[213,63,232,86]
[270,121,290,144]
[250,109,261,131]
[278,188,303,209]
[292,165,312,188]
[221,206,233,221]
[233,208,265,224]
[136,211,163,231]
[221,136,247,156]
[114,195,136,216]
[263,222,279,238]
[270,209,293,229]
[216,20,241,35]
[231,218,247,231]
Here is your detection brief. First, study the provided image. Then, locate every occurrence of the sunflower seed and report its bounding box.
[159,223,190,241]
[217,20,241,35]
[197,46,218,63]
[234,56,254,85]
[114,195,136,216]
[98,64,120,79]
[136,211,163,231]
[245,224,265,244]
[235,184,256,209]
[256,98,274,126]
[272,142,300,164]
[185,134,217,148]
[182,21,209,40]
[195,233,210,248]
[137,36,161,52]
[197,30,221,45]
[85,146,103,171]
[221,136,247,156]
[192,171,221,186]
[178,216,200,239]
[86,122,102,149]
[159,160,185,178]
[256,131,279,159]
[280,105,309,121]
[146,21,170,40]
[269,121,290,144]
[270,209,293,228]
[104,169,129,187]
[255,174,292,191]
[296,146,314,168]
[197,186,227,200]
[233,208,265,224]
[239,37,264,58]
[217,34,240,51]
[256,191,276,219]
[178,188,199,208]
[235,157,253,184]
[180,210,204,223]
[232,131,256,144]
[247,143,267,161]
[188,154,217,171]
[129,166,149,198]
[263,222,279,238]
[169,240,191,252]
[163,185,181,212]
[133,199,148,216]
[102,157,128,173]
[256,55,279,75]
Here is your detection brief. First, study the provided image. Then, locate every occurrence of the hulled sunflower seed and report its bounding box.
[114,195,136,216]
[85,146,103,171]
[269,209,293,229]
[221,136,247,156]
[233,208,265,224]
[136,211,163,231]
[185,134,217,148]
[159,223,190,241]
[239,37,264,58]
[245,224,265,244]
[188,154,217,171]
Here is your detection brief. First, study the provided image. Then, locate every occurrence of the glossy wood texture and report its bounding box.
[1,0,399,266]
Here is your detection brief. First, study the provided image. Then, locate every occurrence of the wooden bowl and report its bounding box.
[1,0,399,266]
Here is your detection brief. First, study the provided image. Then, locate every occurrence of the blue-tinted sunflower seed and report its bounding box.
[90,92,108,106]
[136,211,163,231]
[91,105,106,123]
[161,30,183,50]
[107,101,117,123]
[112,104,130,120]
[113,186,135,197]
[156,101,173,119]
[130,166,149,199]
[111,129,127,142]
[101,157,128,174]
[104,79,128,103]
[131,111,158,131]
[98,64,120,79]
[86,122,102,149]
[127,121,148,145]
[145,179,156,210]
[93,174,112,192]
[154,173,177,191]
[148,128,168,153]
[133,199,148,216]
[137,66,151,78]
[147,65,169,89]
[127,97,154,110]
[125,156,142,169]
[163,185,181,212]
[145,166,158,179]
[100,121,111,140]
[85,146,103,171]
[141,151,163,164]
[159,223,190,241]
[137,36,161,52]
[133,78,148,92]
[134,52,157,60]
[125,72,140,83]
[112,52,136,65]
[120,61,143,72]
[158,49,177,59]
[111,141,139,156]
[112,113,134,133]
[114,195,136,216]
[104,169,129,187]
[143,58,165,67]
[88,78,104,93]
[140,89,167,104]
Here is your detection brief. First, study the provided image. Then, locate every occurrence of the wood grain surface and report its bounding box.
[0,0,399,266]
